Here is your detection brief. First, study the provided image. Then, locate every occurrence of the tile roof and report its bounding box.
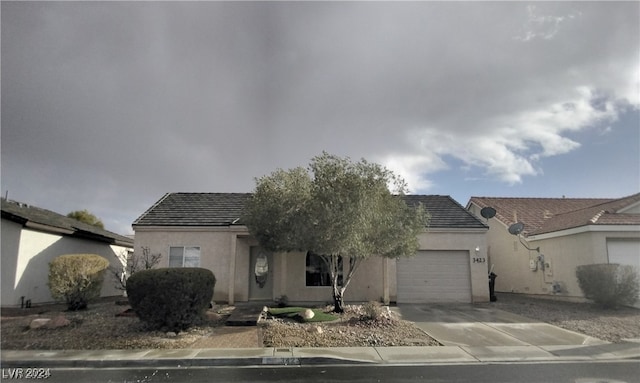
[133,193,253,227]
[133,193,488,230]
[468,193,640,235]
[402,195,488,229]
[1,199,133,246]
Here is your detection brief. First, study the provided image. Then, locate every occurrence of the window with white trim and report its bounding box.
[169,246,201,267]
[305,252,343,287]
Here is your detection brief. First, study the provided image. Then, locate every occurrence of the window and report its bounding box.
[169,246,201,267]
[305,252,343,287]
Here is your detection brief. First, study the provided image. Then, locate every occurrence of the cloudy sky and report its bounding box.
[2,1,639,235]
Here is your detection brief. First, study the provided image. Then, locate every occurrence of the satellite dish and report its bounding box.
[480,207,496,219]
[508,222,525,235]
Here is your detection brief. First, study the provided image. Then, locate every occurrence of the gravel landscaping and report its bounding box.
[261,304,440,347]
[489,293,640,343]
[1,294,638,350]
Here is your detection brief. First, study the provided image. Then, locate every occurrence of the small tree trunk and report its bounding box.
[328,255,363,313]
[332,285,345,313]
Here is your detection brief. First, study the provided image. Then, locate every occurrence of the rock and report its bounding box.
[29,318,51,329]
[205,311,220,321]
[307,325,323,334]
[47,315,70,328]
[300,309,315,320]
[165,331,177,337]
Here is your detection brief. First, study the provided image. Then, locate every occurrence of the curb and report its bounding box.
[0,357,373,369]
[3,343,639,369]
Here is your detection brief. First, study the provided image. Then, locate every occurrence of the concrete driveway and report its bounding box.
[393,304,608,347]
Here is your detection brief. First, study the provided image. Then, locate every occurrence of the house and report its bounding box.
[1,199,134,307]
[132,193,489,305]
[467,193,640,302]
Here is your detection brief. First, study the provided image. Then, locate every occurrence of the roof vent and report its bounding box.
[543,210,553,219]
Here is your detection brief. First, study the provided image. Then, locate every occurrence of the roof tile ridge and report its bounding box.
[589,210,606,224]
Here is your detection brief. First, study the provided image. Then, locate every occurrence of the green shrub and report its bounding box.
[576,263,640,308]
[126,268,216,332]
[48,254,110,311]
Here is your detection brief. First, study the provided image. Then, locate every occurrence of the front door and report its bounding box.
[249,247,273,300]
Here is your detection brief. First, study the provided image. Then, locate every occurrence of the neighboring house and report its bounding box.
[1,199,134,307]
[467,193,640,303]
[132,193,489,305]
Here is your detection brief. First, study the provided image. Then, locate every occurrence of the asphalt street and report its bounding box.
[12,361,639,383]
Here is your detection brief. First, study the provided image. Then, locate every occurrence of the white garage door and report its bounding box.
[607,239,640,307]
[397,250,471,303]
[607,239,640,269]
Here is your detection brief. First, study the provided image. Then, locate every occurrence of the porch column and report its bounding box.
[228,234,237,305]
[383,257,390,305]
[279,252,287,298]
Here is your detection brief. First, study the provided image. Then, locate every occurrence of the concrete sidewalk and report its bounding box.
[2,342,640,368]
[3,303,639,368]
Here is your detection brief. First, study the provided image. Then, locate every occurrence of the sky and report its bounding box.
[2,1,639,235]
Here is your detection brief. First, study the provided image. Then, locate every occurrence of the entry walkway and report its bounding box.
[393,304,607,347]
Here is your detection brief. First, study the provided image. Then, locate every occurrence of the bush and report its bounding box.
[361,301,384,321]
[576,263,640,308]
[48,254,110,311]
[126,268,216,332]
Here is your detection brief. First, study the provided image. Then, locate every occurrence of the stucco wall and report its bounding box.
[469,202,640,299]
[528,230,640,298]
[1,219,130,306]
[133,227,242,303]
[1,219,23,305]
[274,251,387,304]
[275,229,489,304]
[134,225,488,304]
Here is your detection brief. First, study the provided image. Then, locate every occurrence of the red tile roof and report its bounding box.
[468,193,640,236]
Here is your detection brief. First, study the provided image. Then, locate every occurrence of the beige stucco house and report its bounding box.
[132,193,490,305]
[467,193,640,303]
[1,199,134,307]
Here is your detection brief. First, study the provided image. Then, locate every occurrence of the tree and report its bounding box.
[109,247,162,292]
[243,152,428,312]
[67,209,104,229]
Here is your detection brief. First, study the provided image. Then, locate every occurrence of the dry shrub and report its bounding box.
[361,301,384,321]
[576,263,639,308]
[48,254,110,311]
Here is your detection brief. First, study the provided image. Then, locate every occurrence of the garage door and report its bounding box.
[397,250,471,303]
[608,239,640,269]
[607,239,640,307]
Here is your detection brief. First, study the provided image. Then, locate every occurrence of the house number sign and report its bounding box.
[472,257,486,263]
